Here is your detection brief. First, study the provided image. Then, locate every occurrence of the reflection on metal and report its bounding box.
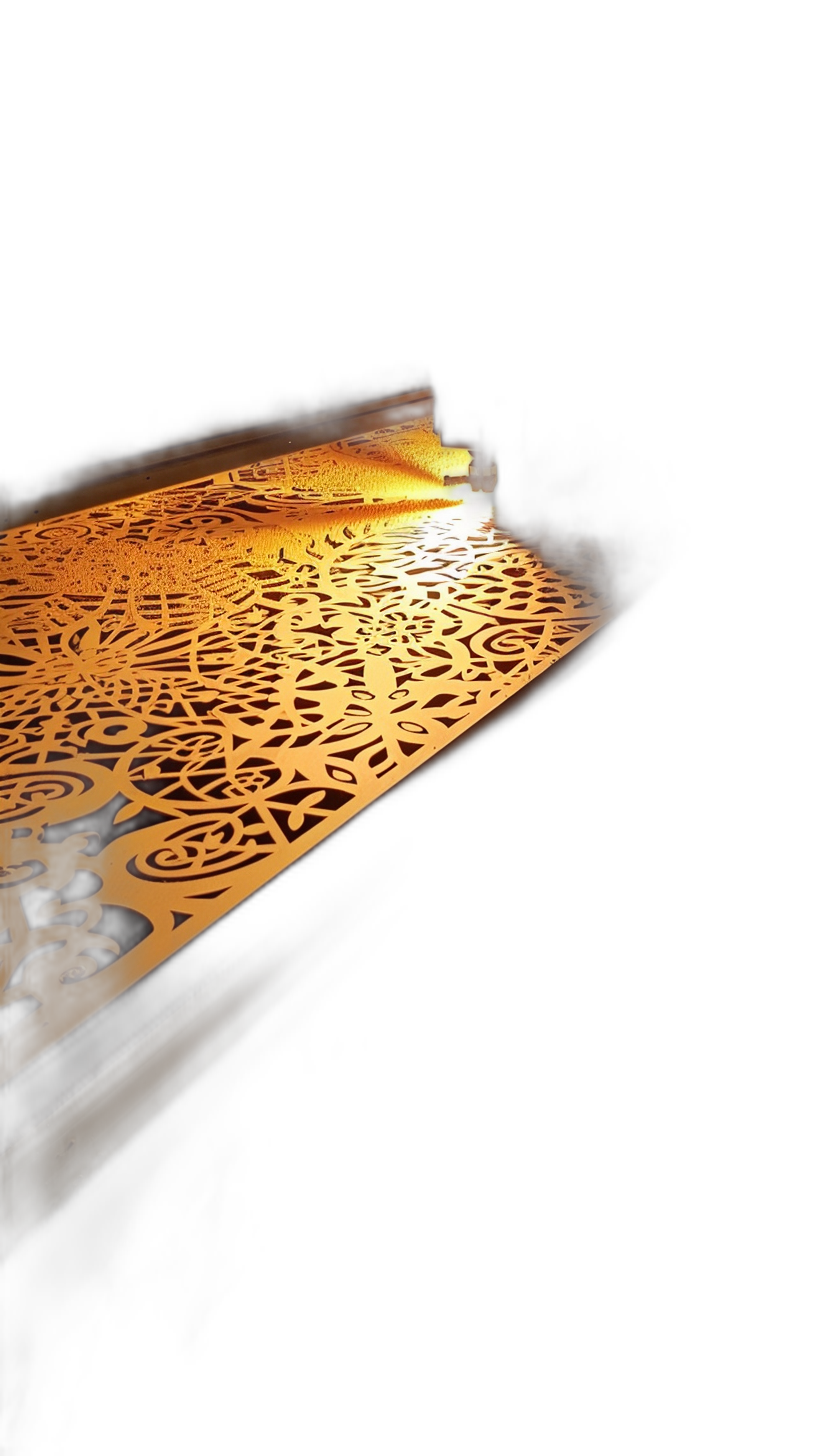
[442,448,501,495]
[1,415,605,1077]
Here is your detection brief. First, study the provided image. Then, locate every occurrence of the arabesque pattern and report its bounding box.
[0,420,606,1075]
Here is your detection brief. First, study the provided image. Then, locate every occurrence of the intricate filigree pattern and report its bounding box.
[0,420,605,1075]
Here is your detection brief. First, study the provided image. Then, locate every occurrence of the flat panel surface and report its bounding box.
[1,420,604,1076]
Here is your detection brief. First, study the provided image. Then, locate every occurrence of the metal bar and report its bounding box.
[0,381,437,529]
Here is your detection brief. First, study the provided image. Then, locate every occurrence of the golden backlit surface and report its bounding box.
[0,420,606,1077]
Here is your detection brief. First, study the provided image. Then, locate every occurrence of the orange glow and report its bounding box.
[0,420,606,1076]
